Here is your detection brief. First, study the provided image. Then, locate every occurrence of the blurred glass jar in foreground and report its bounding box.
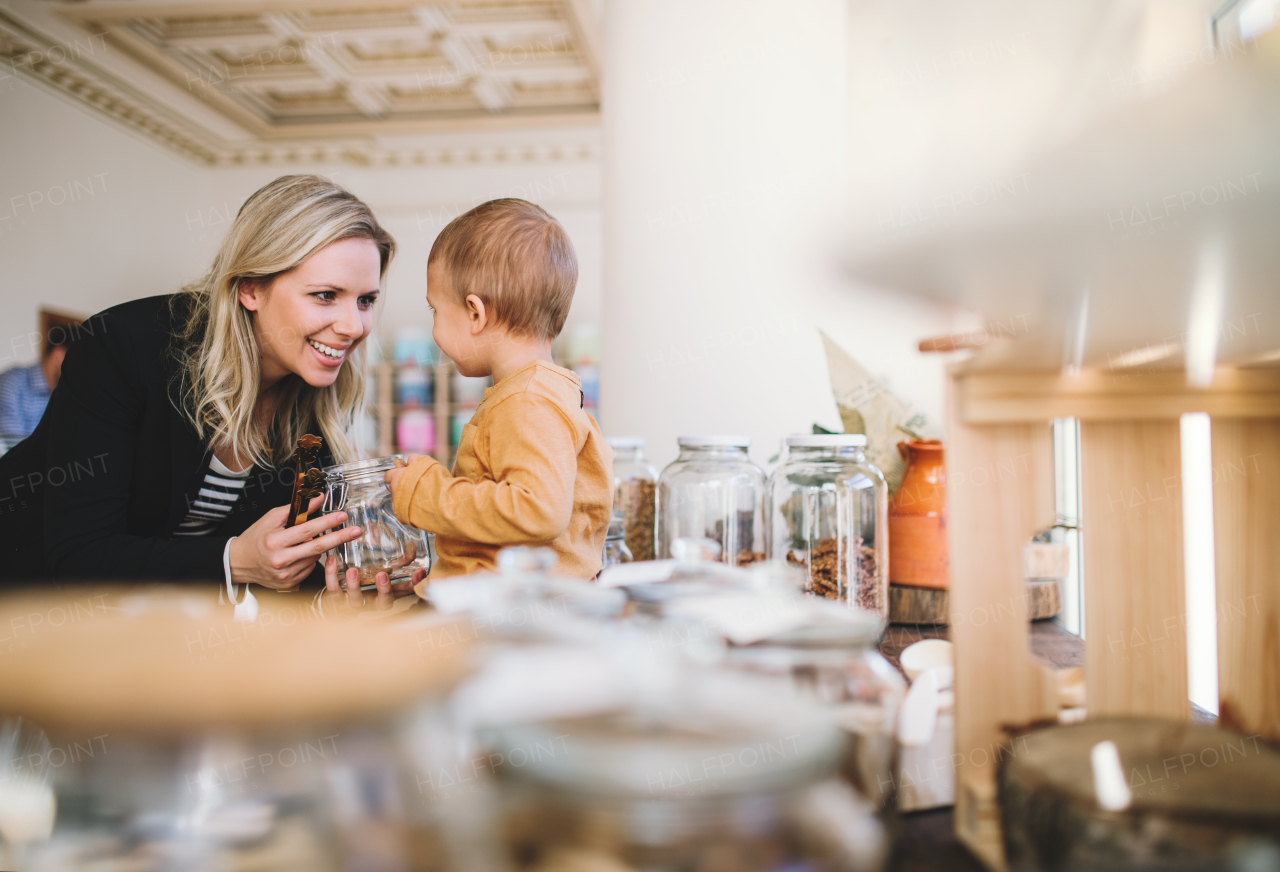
[478,662,887,872]
[765,435,889,617]
[425,547,627,644]
[722,598,904,810]
[0,588,475,872]
[657,436,766,566]
[322,456,433,588]
[605,437,658,562]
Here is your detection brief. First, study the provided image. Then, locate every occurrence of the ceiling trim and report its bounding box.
[0,9,222,163]
[2,4,601,168]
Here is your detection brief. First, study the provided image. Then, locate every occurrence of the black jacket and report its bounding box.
[0,295,333,583]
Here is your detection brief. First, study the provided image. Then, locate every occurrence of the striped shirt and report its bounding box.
[174,454,251,537]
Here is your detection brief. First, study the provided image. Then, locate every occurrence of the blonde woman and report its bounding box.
[0,175,417,602]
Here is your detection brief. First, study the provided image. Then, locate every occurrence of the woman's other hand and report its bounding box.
[322,554,424,612]
[229,495,362,590]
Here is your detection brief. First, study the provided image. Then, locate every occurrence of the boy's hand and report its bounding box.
[385,454,426,494]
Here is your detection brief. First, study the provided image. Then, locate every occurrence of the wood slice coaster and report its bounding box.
[1000,718,1280,870]
[890,583,950,625]
[1026,578,1061,621]
[891,580,1062,625]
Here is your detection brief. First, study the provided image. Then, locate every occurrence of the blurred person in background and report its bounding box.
[0,328,68,452]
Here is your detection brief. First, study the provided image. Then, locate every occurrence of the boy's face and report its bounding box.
[427,262,488,377]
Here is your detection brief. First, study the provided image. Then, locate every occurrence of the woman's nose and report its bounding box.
[333,301,363,338]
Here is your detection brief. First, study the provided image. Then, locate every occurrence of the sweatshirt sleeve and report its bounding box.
[391,393,579,545]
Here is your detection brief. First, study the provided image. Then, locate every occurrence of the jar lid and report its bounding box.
[784,434,867,448]
[0,588,473,734]
[605,436,644,448]
[677,435,751,447]
[323,454,403,479]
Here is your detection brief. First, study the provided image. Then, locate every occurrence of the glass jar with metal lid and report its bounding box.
[321,455,433,588]
[605,437,659,562]
[765,435,888,616]
[657,436,766,566]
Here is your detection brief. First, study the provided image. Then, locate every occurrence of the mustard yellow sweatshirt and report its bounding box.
[391,360,613,579]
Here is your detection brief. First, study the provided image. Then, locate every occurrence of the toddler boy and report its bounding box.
[385,199,612,579]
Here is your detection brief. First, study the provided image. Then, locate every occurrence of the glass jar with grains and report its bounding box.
[657,436,766,567]
[765,435,888,617]
[605,437,658,562]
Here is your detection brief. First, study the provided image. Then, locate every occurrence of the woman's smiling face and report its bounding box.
[239,237,382,388]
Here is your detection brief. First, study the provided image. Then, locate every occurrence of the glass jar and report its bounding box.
[322,456,433,587]
[721,601,904,810]
[657,437,766,566]
[602,513,633,569]
[0,588,475,872]
[425,547,627,642]
[480,665,888,871]
[765,435,889,616]
[605,437,658,561]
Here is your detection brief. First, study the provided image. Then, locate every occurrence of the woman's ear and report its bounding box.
[238,278,265,312]
[465,294,488,335]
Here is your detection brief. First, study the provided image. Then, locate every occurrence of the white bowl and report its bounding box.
[900,639,954,683]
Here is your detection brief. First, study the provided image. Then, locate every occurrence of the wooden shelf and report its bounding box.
[375,359,457,465]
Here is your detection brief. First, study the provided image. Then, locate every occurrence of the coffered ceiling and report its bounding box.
[1,0,601,164]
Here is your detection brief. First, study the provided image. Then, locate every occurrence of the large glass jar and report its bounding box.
[605,437,658,561]
[766,435,889,616]
[0,587,475,872]
[479,665,888,872]
[657,437,766,566]
[722,601,905,810]
[322,455,433,587]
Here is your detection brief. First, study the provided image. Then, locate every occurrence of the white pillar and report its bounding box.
[601,0,847,470]
[602,1,960,471]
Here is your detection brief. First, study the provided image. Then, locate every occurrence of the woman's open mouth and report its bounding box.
[308,338,348,366]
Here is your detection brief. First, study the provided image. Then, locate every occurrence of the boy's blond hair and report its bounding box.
[428,198,577,341]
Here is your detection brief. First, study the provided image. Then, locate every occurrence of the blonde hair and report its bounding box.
[172,175,395,468]
[429,198,577,341]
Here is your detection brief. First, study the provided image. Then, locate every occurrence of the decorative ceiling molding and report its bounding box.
[2,0,601,167]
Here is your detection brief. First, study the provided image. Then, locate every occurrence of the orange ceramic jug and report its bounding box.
[888,439,949,589]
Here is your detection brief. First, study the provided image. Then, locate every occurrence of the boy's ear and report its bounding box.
[465,294,488,335]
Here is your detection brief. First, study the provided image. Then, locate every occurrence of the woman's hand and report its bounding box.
[229,495,362,590]
[321,554,424,613]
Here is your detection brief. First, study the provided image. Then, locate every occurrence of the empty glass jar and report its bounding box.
[657,436,766,566]
[605,437,658,561]
[765,435,888,617]
[602,513,633,569]
[322,456,433,587]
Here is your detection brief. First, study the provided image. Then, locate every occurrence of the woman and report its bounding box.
[0,175,415,603]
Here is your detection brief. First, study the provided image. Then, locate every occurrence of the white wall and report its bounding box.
[0,79,602,370]
[601,0,965,471]
[0,80,209,368]
[201,149,602,354]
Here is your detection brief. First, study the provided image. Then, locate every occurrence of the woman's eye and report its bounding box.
[358,295,378,309]
[312,291,337,302]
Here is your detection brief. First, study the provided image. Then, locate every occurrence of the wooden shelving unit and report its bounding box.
[374,359,457,467]
[944,364,1280,870]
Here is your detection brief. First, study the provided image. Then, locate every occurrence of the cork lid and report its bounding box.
[0,587,472,734]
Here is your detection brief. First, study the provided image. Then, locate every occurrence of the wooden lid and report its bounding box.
[0,587,471,734]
